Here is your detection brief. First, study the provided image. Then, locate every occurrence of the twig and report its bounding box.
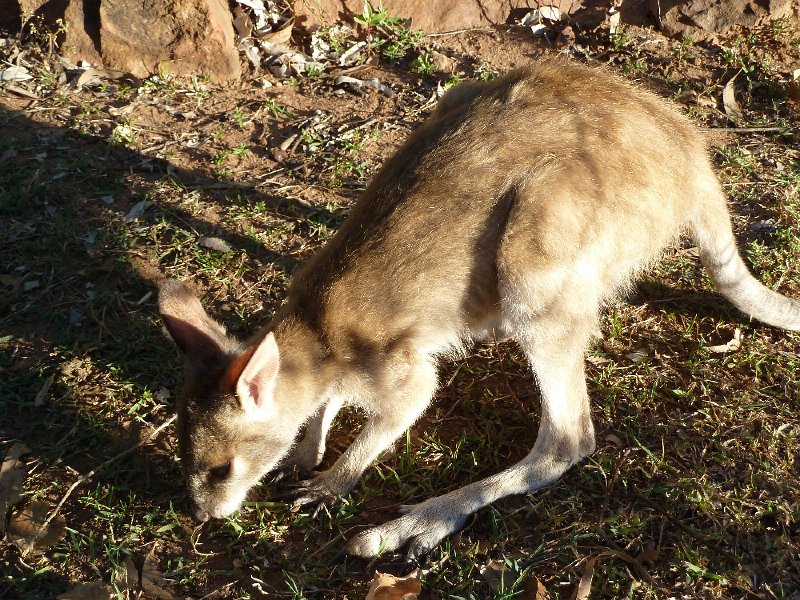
[1,83,39,99]
[700,126,789,134]
[22,415,176,556]
[425,27,495,37]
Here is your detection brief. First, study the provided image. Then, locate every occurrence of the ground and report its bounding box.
[1,8,800,600]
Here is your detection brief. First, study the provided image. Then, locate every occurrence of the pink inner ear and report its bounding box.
[236,333,280,412]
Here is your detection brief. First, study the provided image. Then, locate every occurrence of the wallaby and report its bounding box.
[158,58,800,557]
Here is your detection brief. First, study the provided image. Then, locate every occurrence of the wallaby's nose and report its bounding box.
[193,505,210,522]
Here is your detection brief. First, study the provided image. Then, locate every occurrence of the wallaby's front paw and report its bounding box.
[282,471,352,509]
[345,501,470,558]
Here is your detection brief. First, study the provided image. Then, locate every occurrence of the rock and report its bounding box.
[60,0,240,81]
[295,0,576,32]
[62,0,102,67]
[429,50,455,73]
[649,0,798,41]
[294,0,645,33]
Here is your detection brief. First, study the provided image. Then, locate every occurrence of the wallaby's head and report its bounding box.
[157,279,305,521]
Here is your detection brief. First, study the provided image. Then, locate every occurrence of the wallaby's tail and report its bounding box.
[689,187,800,332]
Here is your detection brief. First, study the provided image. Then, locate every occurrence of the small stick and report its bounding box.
[425,27,496,37]
[21,415,176,556]
[700,126,789,133]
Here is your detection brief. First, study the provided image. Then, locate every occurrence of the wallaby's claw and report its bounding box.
[281,473,341,509]
[345,500,471,558]
[284,470,322,488]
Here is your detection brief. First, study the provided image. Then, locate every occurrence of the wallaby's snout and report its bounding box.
[192,504,211,523]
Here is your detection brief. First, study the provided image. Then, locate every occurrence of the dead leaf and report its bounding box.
[571,555,599,600]
[789,80,800,105]
[625,349,648,363]
[608,8,621,35]
[522,576,551,600]
[362,78,392,97]
[520,7,561,25]
[722,73,744,123]
[258,18,294,44]
[704,328,742,353]
[124,200,152,222]
[74,68,102,89]
[365,570,421,600]
[480,559,519,591]
[34,375,54,407]
[7,500,67,553]
[240,37,262,70]
[73,67,134,90]
[537,6,562,22]
[114,554,139,593]
[232,4,254,38]
[788,68,800,105]
[530,23,547,36]
[571,549,653,598]
[198,236,233,253]
[636,540,660,565]
[586,354,610,365]
[0,443,30,536]
[336,74,364,92]
[57,581,115,600]
[236,0,269,30]
[142,545,178,600]
[4,82,39,99]
[697,95,718,109]
[0,65,32,81]
[339,41,366,65]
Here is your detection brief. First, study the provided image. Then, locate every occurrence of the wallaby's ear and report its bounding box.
[235,333,280,417]
[158,279,230,361]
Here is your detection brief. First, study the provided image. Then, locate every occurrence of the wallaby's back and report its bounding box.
[283,60,800,355]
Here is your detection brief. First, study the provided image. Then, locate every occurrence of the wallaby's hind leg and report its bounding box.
[345,315,596,557]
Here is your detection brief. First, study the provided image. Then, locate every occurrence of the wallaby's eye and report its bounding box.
[208,462,232,481]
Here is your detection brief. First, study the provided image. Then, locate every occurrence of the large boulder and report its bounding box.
[60,0,241,81]
[294,0,577,32]
[295,0,797,37]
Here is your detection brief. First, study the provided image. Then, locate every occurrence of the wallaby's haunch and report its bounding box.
[158,59,800,557]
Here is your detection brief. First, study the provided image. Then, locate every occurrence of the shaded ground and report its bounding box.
[1,9,800,600]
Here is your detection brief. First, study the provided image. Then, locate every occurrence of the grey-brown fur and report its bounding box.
[158,59,800,557]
